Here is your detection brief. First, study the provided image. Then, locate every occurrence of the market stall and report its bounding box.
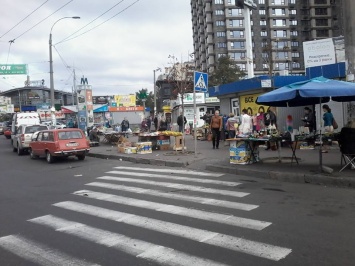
[137,131,182,150]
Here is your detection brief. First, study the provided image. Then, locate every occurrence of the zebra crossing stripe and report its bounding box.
[73,190,270,230]
[106,170,240,187]
[0,235,99,266]
[85,182,258,211]
[28,215,229,266]
[113,166,224,177]
[96,176,249,198]
[51,202,291,261]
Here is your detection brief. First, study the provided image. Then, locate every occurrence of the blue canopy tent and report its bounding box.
[256,76,355,172]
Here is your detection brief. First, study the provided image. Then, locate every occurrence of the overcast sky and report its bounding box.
[0,0,193,96]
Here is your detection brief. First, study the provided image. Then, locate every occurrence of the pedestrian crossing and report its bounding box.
[0,166,292,265]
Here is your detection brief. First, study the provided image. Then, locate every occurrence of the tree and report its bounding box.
[166,59,195,153]
[136,88,154,113]
[208,56,245,86]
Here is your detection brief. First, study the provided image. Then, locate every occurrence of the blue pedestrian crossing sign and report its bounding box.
[194,71,208,92]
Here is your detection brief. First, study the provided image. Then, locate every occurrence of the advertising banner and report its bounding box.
[303,37,345,68]
[109,106,144,112]
[114,95,136,107]
[240,93,268,116]
[93,96,110,104]
[0,64,27,75]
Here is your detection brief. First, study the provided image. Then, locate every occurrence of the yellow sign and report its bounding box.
[114,95,136,107]
[240,93,268,116]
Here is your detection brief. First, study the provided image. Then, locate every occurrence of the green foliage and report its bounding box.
[135,88,154,111]
[209,56,245,86]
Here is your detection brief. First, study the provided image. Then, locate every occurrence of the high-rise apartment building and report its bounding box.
[190,0,344,77]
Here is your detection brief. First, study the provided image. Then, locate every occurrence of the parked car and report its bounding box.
[41,121,67,129]
[4,127,11,139]
[0,122,6,135]
[12,124,49,155]
[29,128,90,163]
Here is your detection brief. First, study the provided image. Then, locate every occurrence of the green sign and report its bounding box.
[0,64,27,75]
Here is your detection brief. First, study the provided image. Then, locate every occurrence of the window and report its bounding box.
[315,8,328,15]
[259,9,266,15]
[258,0,265,4]
[215,0,223,4]
[274,30,287,37]
[215,10,225,15]
[272,8,286,15]
[292,62,300,69]
[229,8,243,16]
[216,20,225,26]
[236,63,246,71]
[218,53,227,58]
[261,41,268,47]
[217,31,226,37]
[291,41,299,47]
[316,19,328,26]
[276,52,288,59]
[217,42,227,48]
[289,9,297,15]
[271,0,285,5]
[260,20,267,26]
[316,29,329,37]
[290,20,297,25]
[314,0,327,4]
[230,52,246,59]
[291,52,300,58]
[230,30,244,38]
[290,30,298,36]
[289,0,296,3]
[261,31,268,36]
[275,41,288,48]
[230,19,243,27]
[262,53,269,58]
[273,19,286,26]
[231,41,245,48]
[263,63,269,69]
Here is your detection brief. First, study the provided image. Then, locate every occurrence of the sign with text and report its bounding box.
[0,64,27,75]
[240,93,268,116]
[109,106,144,112]
[114,95,136,107]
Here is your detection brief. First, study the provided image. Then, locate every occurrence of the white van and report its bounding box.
[11,112,41,143]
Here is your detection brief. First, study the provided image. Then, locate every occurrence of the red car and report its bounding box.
[29,128,90,163]
[4,127,11,139]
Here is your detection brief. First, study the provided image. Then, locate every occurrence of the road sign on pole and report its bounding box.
[194,71,208,92]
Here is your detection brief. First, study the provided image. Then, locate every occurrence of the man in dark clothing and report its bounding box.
[177,113,187,133]
[302,107,314,133]
[121,117,130,137]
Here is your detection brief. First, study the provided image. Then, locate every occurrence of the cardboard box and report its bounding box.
[117,146,125,153]
[135,142,152,154]
[157,139,170,145]
[124,147,137,154]
[159,144,170,151]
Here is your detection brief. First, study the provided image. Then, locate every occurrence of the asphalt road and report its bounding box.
[0,136,354,266]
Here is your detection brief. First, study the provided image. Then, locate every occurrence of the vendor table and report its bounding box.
[138,134,171,150]
[102,132,127,144]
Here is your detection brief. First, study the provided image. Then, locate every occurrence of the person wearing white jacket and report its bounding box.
[239,109,253,135]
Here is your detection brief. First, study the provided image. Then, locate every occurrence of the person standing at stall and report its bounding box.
[226,113,238,138]
[302,107,315,133]
[210,110,223,149]
[265,107,278,150]
[322,104,334,153]
[121,117,130,137]
[177,112,187,133]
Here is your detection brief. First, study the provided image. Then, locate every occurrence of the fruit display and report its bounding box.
[160,131,182,136]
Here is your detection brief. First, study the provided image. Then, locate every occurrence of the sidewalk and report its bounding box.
[87,134,355,189]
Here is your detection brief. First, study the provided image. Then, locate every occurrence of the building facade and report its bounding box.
[190,0,344,76]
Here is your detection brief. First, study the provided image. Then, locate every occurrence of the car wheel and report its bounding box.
[29,149,38,159]
[17,144,23,156]
[46,151,55,164]
[6,135,11,139]
[77,154,86,161]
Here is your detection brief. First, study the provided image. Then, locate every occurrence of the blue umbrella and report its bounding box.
[256,76,355,172]
[256,76,355,107]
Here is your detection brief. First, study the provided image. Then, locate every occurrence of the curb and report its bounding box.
[206,165,355,189]
[87,153,187,168]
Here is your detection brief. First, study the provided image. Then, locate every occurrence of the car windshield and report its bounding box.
[58,131,83,140]
[25,125,48,134]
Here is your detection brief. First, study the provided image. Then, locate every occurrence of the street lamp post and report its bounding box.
[153,67,161,114]
[49,16,80,123]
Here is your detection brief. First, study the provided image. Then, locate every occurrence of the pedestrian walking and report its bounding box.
[177,113,187,133]
[322,104,334,153]
[210,110,223,149]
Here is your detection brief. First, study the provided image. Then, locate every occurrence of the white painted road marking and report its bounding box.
[106,170,240,187]
[0,235,99,266]
[86,181,258,211]
[73,190,270,230]
[96,176,249,198]
[50,202,291,261]
[28,215,229,266]
[113,166,224,177]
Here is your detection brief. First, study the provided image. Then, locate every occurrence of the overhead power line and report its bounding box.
[57,0,140,45]
[12,0,74,41]
[0,0,51,39]
[57,0,125,45]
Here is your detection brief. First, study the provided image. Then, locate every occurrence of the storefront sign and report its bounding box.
[114,95,136,107]
[205,97,220,103]
[93,96,110,104]
[240,93,268,116]
[109,106,144,112]
[38,110,65,120]
[0,64,27,75]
